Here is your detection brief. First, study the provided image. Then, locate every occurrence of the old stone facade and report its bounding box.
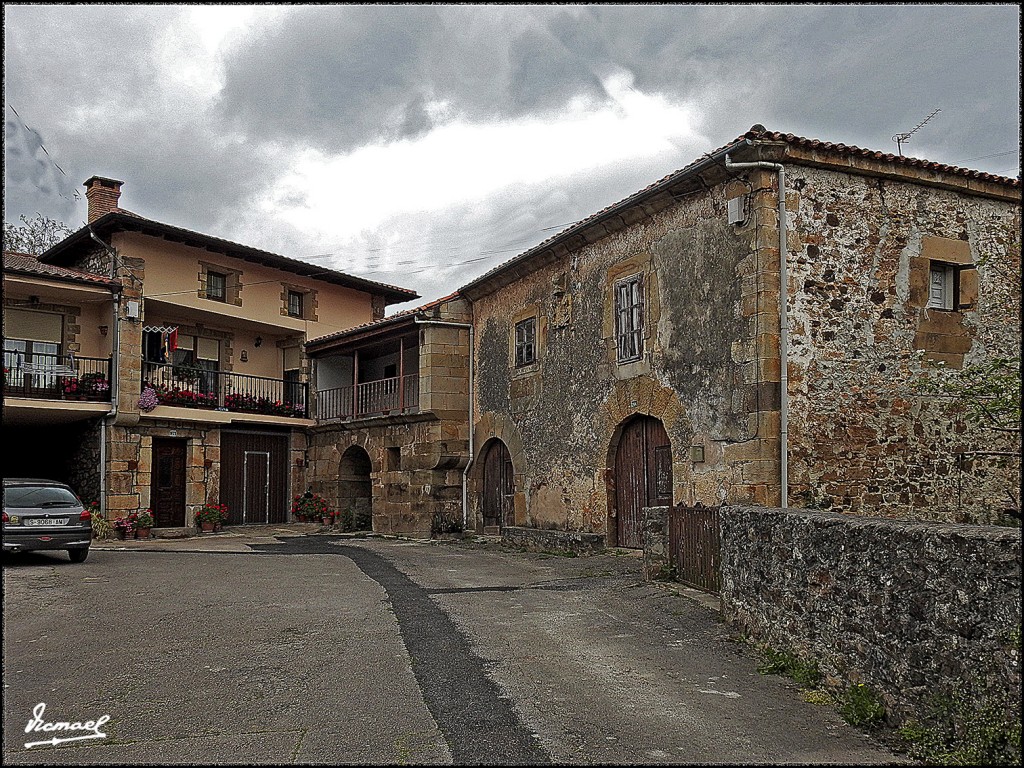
[307,295,472,537]
[460,127,1020,544]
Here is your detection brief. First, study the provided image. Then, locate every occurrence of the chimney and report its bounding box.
[83,176,124,223]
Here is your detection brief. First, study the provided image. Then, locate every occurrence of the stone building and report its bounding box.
[305,293,472,537]
[458,125,1021,546]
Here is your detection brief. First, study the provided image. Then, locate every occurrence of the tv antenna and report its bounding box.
[892,108,941,156]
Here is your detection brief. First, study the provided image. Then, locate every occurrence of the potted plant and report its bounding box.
[62,377,83,400]
[291,491,331,523]
[196,502,228,532]
[80,371,110,399]
[113,513,137,540]
[135,509,155,538]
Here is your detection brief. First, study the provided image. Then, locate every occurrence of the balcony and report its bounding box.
[318,374,419,421]
[2,354,113,403]
[142,361,308,418]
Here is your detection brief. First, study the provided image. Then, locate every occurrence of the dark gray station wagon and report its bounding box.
[2,479,92,562]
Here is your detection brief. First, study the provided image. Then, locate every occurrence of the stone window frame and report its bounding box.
[281,284,318,322]
[198,262,242,306]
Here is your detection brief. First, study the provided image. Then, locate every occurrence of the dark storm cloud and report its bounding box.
[3,3,1019,304]
[214,4,1018,170]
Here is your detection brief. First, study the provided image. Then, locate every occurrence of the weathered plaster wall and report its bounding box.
[471,180,764,539]
[720,506,1022,726]
[785,166,1021,523]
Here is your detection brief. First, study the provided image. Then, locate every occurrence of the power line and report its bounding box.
[6,104,81,204]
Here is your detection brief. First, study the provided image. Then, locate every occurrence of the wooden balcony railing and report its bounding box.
[141,361,309,418]
[317,374,419,421]
[2,353,113,402]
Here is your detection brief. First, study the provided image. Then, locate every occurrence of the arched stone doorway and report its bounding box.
[611,415,672,548]
[481,438,514,529]
[338,445,373,531]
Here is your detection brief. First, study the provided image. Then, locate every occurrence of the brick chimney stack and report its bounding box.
[83,176,124,223]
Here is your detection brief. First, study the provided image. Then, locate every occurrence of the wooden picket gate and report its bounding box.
[667,503,721,594]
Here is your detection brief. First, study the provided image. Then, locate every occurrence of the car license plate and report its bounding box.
[25,517,69,526]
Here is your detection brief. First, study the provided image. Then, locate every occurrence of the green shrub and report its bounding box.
[756,646,822,688]
[90,513,113,540]
[840,683,885,729]
[899,692,1021,765]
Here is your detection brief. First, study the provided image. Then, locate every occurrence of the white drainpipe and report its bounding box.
[412,318,475,530]
[725,153,789,508]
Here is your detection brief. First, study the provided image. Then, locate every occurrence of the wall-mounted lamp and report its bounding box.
[254,336,263,348]
[98,325,109,337]
[240,350,248,362]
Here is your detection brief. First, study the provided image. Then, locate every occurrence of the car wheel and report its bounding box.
[68,548,89,563]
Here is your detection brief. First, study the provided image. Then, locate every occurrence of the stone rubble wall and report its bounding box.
[718,505,1021,722]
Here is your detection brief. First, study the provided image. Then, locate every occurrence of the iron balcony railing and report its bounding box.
[2,353,113,402]
[141,361,309,418]
[318,374,419,421]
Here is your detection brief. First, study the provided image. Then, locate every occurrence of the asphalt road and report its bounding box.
[2,533,904,764]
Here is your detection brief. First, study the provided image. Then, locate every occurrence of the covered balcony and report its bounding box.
[314,332,420,422]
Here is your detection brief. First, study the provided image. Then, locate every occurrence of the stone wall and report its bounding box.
[309,415,469,538]
[500,525,605,556]
[783,164,1021,524]
[719,506,1021,724]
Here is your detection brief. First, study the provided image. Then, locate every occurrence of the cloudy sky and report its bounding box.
[4,4,1020,313]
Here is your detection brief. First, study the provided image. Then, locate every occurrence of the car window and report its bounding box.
[3,485,81,508]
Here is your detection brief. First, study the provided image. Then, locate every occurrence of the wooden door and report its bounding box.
[614,416,671,548]
[221,431,289,524]
[151,438,186,527]
[482,440,514,529]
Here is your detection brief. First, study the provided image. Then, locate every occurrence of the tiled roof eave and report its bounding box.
[39,212,419,303]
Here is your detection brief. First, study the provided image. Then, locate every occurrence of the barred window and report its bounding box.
[514,317,537,367]
[614,274,644,363]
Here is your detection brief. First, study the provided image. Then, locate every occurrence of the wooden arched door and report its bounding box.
[482,440,514,529]
[614,416,672,548]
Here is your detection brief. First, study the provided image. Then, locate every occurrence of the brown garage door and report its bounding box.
[221,430,290,524]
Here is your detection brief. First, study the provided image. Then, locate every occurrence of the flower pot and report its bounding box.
[115,528,127,540]
[136,527,151,539]
[201,522,215,532]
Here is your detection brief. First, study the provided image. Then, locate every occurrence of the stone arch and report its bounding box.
[599,376,686,546]
[468,412,526,532]
[338,444,373,531]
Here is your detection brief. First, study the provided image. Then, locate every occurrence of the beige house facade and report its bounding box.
[4,176,418,527]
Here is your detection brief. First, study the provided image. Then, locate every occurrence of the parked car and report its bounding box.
[2,479,92,563]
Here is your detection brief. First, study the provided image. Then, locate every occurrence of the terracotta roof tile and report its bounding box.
[306,291,463,347]
[3,250,120,288]
[460,125,1019,297]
